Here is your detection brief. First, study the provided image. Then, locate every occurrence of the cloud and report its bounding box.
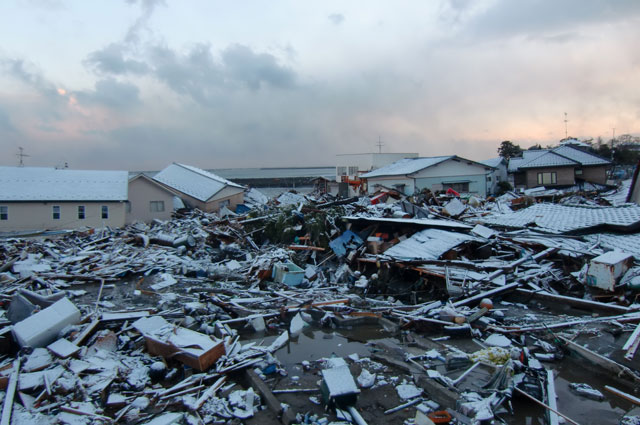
[0,57,68,121]
[84,43,149,75]
[461,0,640,40]
[328,13,345,25]
[75,78,141,109]
[124,0,166,44]
[1,57,59,100]
[147,42,296,106]
[0,105,16,134]
[221,44,296,90]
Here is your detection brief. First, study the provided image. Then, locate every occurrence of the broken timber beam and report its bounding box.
[0,358,20,425]
[560,336,640,385]
[453,281,521,308]
[622,323,640,361]
[245,369,297,425]
[515,289,631,315]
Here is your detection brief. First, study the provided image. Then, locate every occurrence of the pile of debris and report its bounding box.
[2,185,640,424]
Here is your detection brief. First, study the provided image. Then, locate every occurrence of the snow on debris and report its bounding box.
[383,228,477,261]
[479,203,640,234]
[0,166,128,201]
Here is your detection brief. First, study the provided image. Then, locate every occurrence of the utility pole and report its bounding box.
[612,127,616,149]
[16,147,29,167]
[376,136,383,154]
[564,112,568,139]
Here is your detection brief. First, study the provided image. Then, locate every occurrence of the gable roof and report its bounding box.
[480,157,506,168]
[509,145,610,172]
[0,166,128,202]
[152,163,244,202]
[362,155,492,179]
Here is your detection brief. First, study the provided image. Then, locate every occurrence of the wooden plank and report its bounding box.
[1,358,20,425]
[453,282,521,308]
[245,369,296,425]
[604,385,640,406]
[623,323,640,361]
[515,289,630,314]
[546,369,560,425]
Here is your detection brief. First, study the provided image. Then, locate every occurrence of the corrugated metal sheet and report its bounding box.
[0,166,128,201]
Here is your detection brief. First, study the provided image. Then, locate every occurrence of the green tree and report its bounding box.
[527,144,542,150]
[497,141,523,159]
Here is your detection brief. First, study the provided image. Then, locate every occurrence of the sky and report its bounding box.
[0,0,639,170]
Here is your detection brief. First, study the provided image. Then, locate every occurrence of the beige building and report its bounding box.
[126,174,178,224]
[151,163,245,213]
[0,166,128,233]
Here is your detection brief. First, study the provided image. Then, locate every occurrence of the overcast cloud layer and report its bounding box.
[0,0,639,170]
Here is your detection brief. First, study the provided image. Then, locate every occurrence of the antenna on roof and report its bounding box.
[564,112,568,139]
[376,135,383,154]
[16,147,30,167]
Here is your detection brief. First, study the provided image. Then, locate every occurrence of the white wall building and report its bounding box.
[0,166,128,233]
[362,156,495,197]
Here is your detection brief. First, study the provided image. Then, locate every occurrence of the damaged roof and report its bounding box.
[480,203,640,234]
[152,163,244,202]
[0,166,128,202]
[383,228,477,261]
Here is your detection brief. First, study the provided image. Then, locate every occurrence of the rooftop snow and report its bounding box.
[584,233,640,260]
[152,163,243,202]
[383,228,477,261]
[517,151,578,169]
[0,166,128,201]
[361,156,453,178]
[553,145,610,166]
[480,157,504,168]
[508,145,610,172]
[480,203,640,234]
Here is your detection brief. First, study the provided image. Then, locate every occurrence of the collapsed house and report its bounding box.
[1,181,640,425]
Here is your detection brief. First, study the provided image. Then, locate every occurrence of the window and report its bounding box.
[348,166,359,176]
[575,169,583,176]
[0,206,7,220]
[537,172,557,185]
[337,166,347,176]
[78,206,85,220]
[219,199,230,209]
[101,205,109,219]
[52,206,60,220]
[150,201,165,212]
[445,182,469,192]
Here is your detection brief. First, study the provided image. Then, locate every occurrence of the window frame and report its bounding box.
[78,205,85,220]
[101,205,109,219]
[537,172,557,185]
[149,200,165,212]
[52,205,61,220]
[0,205,7,220]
